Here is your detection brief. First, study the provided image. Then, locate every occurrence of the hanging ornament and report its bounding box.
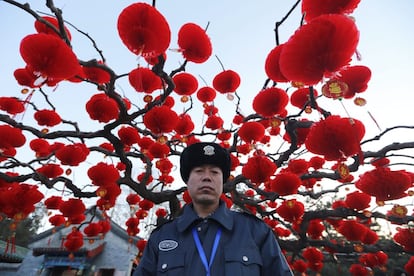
[322,79,349,99]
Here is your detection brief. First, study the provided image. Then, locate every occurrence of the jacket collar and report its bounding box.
[176,200,234,232]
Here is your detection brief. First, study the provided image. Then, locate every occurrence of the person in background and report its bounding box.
[134,142,293,275]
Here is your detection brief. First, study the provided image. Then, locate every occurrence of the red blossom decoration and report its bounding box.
[44,195,63,209]
[0,183,44,220]
[305,116,365,161]
[252,87,289,117]
[394,227,414,251]
[172,72,198,96]
[117,3,170,57]
[302,0,361,22]
[128,67,162,93]
[88,162,120,186]
[86,93,119,123]
[148,142,170,158]
[20,33,80,80]
[279,14,359,85]
[212,70,241,93]
[242,155,277,184]
[143,106,179,134]
[345,190,371,210]
[29,138,51,157]
[276,199,305,223]
[0,97,25,115]
[0,125,26,150]
[49,214,66,226]
[83,222,103,237]
[36,164,64,178]
[270,172,302,196]
[34,109,62,127]
[174,113,195,136]
[196,86,216,102]
[118,126,140,146]
[35,16,72,40]
[178,23,212,63]
[238,121,266,143]
[265,44,289,82]
[355,167,412,201]
[82,61,111,84]
[64,228,84,252]
[290,87,318,109]
[59,198,86,221]
[337,220,368,241]
[55,143,90,166]
[335,65,372,98]
[205,115,224,130]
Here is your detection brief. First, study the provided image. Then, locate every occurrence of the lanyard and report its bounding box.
[192,227,222,276]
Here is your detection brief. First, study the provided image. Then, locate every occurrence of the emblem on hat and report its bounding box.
[203,145,215,156]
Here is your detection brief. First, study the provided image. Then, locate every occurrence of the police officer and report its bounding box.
[134,142,293,275]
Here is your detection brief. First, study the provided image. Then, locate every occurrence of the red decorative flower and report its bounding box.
[35,16,72,40]
[20,33,80,80]
[238,121,266,143]
[345,191,371,210]
[0,97,25,115]
[34,109,62,127]
[337,220,368,241]
[253,87,288,117]
[335,65,371,98]
[172,72,198,96]
[126,194,141,205]
[290,87,318,109]
[36,164,64,178]
[59,198,86,220]
[0,125,26,149]
[86,93,119,123]
[302,0,361,22]
[0,183,44,219]
[394,227,414,251]
[143,106,179,134]
[242,155,277,184]
[82,61,111,84]
[49,214,66,226]
[307,219,325,239]
[355,167,412,201]
[264,44,289,82]
[148,142,170,158]
[117,3,170,57]
[29,138,51,157]
[55,143,90,166]
[174,113,195,135]
[276,199,305,223]
[44,195,63,209]
[178,23,212,63]
[64,228,84,252]
[118,126,140,146]
[196,86,216,102]
[83,222,103,237]
[212,70,241,93]
[88,162,120,186]
[205,115,224,130]
[303,247,324,263]
[279,14,359,85]
[270,172,302,196]
[305,116,365,161]
[128,67,162,93]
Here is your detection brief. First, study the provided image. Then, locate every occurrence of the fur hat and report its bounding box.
[180,142,231,183]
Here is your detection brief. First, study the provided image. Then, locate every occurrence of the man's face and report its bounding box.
[187,164,223,206]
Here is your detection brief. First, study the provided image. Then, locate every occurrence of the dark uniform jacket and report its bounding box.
[134,201,293,276]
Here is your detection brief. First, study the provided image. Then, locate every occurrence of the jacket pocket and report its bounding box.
[157,251,185,275]
[224,247,263,275]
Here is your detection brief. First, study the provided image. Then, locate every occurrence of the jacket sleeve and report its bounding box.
[133,235,159,276]
[259,224,293,276]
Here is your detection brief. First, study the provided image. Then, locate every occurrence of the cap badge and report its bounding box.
[203,145,215,156]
